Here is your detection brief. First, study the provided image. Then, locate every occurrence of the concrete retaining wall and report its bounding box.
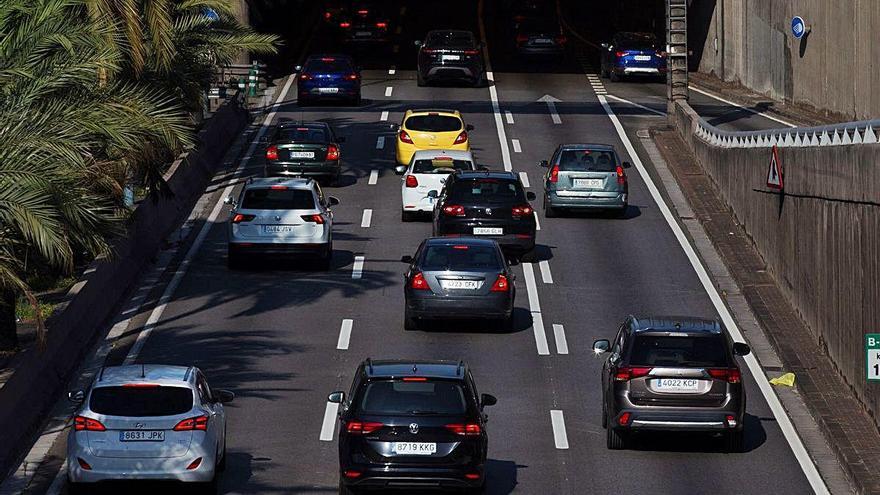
[670,100,880,426]
[0,96,249,478]
[691,0,880,120]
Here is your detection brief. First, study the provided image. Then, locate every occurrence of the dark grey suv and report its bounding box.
[593,316,751,452]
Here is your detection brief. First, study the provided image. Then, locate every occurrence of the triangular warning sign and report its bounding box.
[767,145,783,189]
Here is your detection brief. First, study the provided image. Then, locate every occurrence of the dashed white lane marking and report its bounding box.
[690,86,796,128]
[552,324,569,355]
[337,319,353,350]
[504,111,514,124]
[512,138,522,153]
[533,211,541,231]
[352,256,365,279]
[518,171,530,188]
[392,45,399,54]
[361,209,372,228]
[376,136,385,149]
[550,410,569,449]
[380,111,389,121]
[539,260,553,284]
[385,86,393,97]
[604,94,666,117]
[368,169,379,185]
[389,67,396,75]
[319,402,340,441]
[522,263,550,355]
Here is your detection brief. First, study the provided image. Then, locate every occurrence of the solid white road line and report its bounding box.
[337,319,353,350]
[552,324,569,355]
[605,94,666,117]
[596,94,829,495]
[385,86,393,97]
[376,136,385,149]
[550,410,569,449]
[505,111,514,124]
[352,256,365,279]
[319,401,340,441]
[518,171,530,188]
[533,211,541,231]
[522,263,550,355]
[380,111,389,121]
[689,86,797,128]
[368,169,379,185]
[539,260,553,284]
[124,74,297,365]
[361,209,372,228]
[512,138,522,153]
[477,2,512,172]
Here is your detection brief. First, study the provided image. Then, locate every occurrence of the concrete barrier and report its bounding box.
[0,95,250,478]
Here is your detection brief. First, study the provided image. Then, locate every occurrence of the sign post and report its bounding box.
[867,334,880,381]
[767,145,783,190]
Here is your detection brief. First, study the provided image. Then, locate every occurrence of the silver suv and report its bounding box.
[225,177,339,269]
[66,365,234,494]
[539,144,629,217]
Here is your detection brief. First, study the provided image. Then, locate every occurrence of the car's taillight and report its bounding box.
[346,420,383,434]
[357,9,369,14]
[490,274,509,292]
[549,164,559,183]
[463,49,479,55]
[301,214,325,224]
[265,145,278,160]
[614,366,652,381]
[422,48,437,54]
[74,416,106,431]
[656,50,667,58]
[616,50,627,58]
[618,412,632,426]
[186,458,202,470]
[77,458,92,470]
[232,213,255,224]
[399,130,413,144]
[516,34,528,43]
[616,165,626,186]
[442,205,465,216]
[376,22,387,28]
[445,423,481,436]
[511,204,533,218]
[173,415,208,431]
[324,11,332,19]
[339,21,351,28]
[708,368,742,384]
[405,175,418,188]
[344,73,359,81]
[453,131,468,145]
[344,470,362,478]
[410,272,429,290]
[555,35,567,44]
[326,144,340,161]
[299,73,312,81]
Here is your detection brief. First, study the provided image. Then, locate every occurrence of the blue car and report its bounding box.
[600,32,667,82]
[295,54,361,106]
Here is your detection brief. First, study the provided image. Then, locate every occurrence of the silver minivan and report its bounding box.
[540,144,628,217]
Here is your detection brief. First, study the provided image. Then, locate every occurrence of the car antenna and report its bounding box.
[140,364,145,378]
[412,364,418,373]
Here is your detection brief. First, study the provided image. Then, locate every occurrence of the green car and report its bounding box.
[539,144,629,217]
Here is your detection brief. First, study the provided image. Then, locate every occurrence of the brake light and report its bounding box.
[339,22,350,28]
[299,73,312,81]
[232,213,255,224]
[357,9,369,14]
[616,51,627,58]
[422,48,437,54]
[490,274,509,292]
[708,368,742,383]
[122,383,159,388]
[618,412,632,426]
[326,144,340,160]
[402,377,427,381]
[270,185,288,190]
[346,420,383,434]
[511,204,533,218]
[555,35,567,44]
[399,130,413,144]
[344,470,362,478]
[405,175,418,188]
[516,34,528,43]
[265,145,278,160]
[656,50,667,58]
[445,423,481,436]
[301,214,325,224]
[442,205,465,217]
[452,245,469,250]
[614,366,652,381]
[77,458,92,470]
[173,415,208,431]
[410,272,429,290]
[376,22,387,28]
[463,49,479,55]
[324,11,332,19]
[549,164,559,183]
[616,165,626,185]
[74,416,106,431]
[344,73,359,81]
[453,131,468,144]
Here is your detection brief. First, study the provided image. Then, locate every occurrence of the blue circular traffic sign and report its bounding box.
[791,16,806,39]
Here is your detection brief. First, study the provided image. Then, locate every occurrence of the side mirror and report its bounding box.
[400,255,414,264]
[214,389,235,403]
[336,136,346,143]
[328,391,345,404]
[68,390,84,403]
[223,195,235,206]
[622,161,632,169]
[414,40,423,47]
[480,393,497,407]
[389,123,400,131]
[733,342,751,356]
[427,190,439,198]
[526,191,537,201]
[600,43,609,49]
[328,196,340,206]
[395,165,407,175]
[538,160,549,168]
[592,339,611,354]
[465,124,475,131]
[294,65,303,72]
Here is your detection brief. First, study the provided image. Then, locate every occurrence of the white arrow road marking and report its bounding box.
[538,94,562,124]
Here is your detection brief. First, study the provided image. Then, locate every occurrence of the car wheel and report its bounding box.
[519,248,537,263]
[297,96,310,106]
[195,477,218,495]
[726,429,744,453]
[404,309,419,331]
[339,478,360,495]
[217,438,227,472]
[352,94,362,106]
[601,398,608,429]
[606,426,628,450]
[227,249,243,270]
[543,195,557,218]
[417,71,427,87]
[401,210,415,222]
[497,314,514,332]
[67,480,87,495]
[610,71,621,83]
[317,244,332,271]
[462,484,486,495]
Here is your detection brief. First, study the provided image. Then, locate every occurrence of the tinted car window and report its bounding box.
[304,58,353,73]
[421,244,501,271]
[448,178,525,204]
[242,188,315,210]
[426,31,476,48]
[617,34,658,50]
[90,386,193,417]
[629,335,730,367]
[405,115,462,132]
[413,158,473,174]
[518,17,559,32]
[277,127,328,143]
[358,380,467,415]
[557,149,617,172]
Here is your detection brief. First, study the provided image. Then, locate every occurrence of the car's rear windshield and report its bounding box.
[277,127,328,143]
[412,158,473,174]
[241,188,315,210]
[90,386,193,417]
[628,335,730,367]
[557,149,618,172]
[426,31,476,48]
[304,58,353,73]
[358,380,468,415]
[618,34,658,50]
[405,115,462,132]
[518,18,559,32]
[447,178,525,204]
[421,244,501,271]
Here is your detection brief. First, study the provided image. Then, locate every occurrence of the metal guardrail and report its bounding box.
[695,117,880,148]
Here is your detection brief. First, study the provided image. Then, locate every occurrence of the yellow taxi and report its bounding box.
[395,109,473,165]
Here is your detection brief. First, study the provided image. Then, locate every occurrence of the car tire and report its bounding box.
[352,94,362,106]
[417,71,427,87]
[404,309,419,330]
[195,477,218,495]
[317,243,333,271]
[67,480,87,495]
[601,399,608,429]
[227,249,243,270]
[297,96,310,106]
[726,429,744,453]
[613,205,628,218]
[519,248,537,263]
[610,71,621,83]
[543,196,557,218]
[401,210,415,222]
[498,314,514,332]
[606,426,628,450]
[217,439,227,472]
[463,484,486,495]
[339,478,360,495]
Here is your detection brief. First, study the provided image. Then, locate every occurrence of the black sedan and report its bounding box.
[402,237,516,331]
[514,16,566,56]
[336,1,391,45]
[263,122,344,184]
[416,30,485,87]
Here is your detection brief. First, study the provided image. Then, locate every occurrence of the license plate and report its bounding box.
[440,280,480,290]
[317,87,339,94]
[288,151,314,159]
[441,54,461,61]
[120,430,165,442]
[392,442,436,455]
[262,225,295,234]
[573,178,604,188]
[473,227,502,235]
[654,378,701,391]
[534,38,553,44]
[634,55,652,61]
[356,31,371,36]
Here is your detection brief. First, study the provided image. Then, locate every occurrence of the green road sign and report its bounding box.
[867,334,880,381]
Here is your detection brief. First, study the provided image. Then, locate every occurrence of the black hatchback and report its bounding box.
[263,122,344,184]
[416,30,485,87]
[330,359,496,494]
[432,171,537,260]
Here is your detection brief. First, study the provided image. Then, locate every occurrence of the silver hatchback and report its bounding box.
[540,144,629,217]
[66,365,234,493]
[225,177,339,269]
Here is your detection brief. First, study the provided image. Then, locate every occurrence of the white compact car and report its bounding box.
[66,365,234,494]
[395,149,477,222]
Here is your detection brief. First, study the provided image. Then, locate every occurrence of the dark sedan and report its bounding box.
[514,16,566,56]
[416,30,485,87]
[263,122,344,184]
[402,237,516,331]
[337,2,391,45]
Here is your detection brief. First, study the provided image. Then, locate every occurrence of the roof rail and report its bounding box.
[183,367,194,382]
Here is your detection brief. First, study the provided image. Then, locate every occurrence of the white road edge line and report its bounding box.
[550,410,569,449]
[689,86,797,128]
[552,324,569,355]
[504,111,514,124]
[352,255,365,279]
[518,171,530,188]
[605,94,666,117]
[596,93,829,495]
[368,169,379,185]
[380,110,389,121]
[522,263,550,356]
[123,74,297,365]
[538,260,553,284]
[319,401,340,441]
[376,136,385,149]
[337,319,353,350]
[385,86,393,97]
[361,209,372,228]
[512,138,522,153]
